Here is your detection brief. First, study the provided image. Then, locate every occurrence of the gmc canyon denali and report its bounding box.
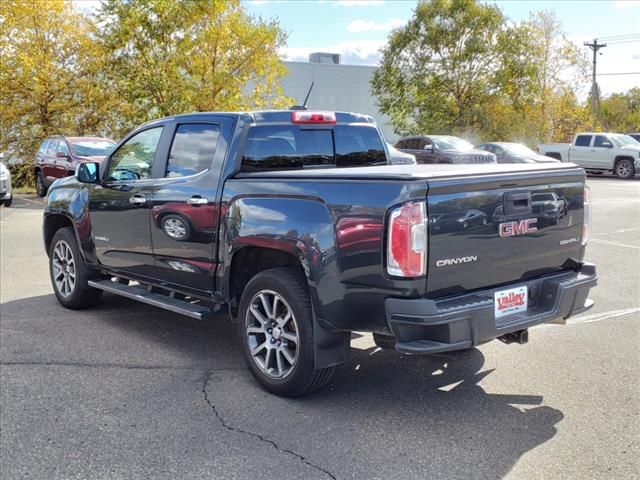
[43,110,597,396]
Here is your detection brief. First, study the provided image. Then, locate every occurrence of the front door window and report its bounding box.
[107,127,163,182]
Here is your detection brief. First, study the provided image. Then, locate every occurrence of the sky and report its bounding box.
[242,0,640,96]
[73,0,640,96]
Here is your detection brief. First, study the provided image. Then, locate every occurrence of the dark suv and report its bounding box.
[395,135,496,164]
[35,136,115,197]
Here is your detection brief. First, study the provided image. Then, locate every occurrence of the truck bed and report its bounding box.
[233,162,582,181]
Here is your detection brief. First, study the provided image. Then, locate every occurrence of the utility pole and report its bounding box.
[584,39,606,126]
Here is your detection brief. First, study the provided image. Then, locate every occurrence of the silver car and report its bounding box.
[0,162,12,207]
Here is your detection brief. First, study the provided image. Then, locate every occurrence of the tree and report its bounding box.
[97,0,290,129]
[601,88,640,132]
[0,0,111,163]
[371,0,507,136]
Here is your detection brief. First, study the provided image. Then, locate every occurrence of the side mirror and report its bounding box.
[76,162,99,184]
[56,151,69,158]
[423,144,434,152]
[603,142,612,148]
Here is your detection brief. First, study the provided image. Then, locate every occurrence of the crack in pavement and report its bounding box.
[202,371,338,480]
[0,360,244,371]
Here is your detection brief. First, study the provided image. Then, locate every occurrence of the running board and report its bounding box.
[88,280,219,320]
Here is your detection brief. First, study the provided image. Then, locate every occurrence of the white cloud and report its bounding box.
[280,39,385,65]
[613,0,640,9]
[72,0,102,13]
[346,18,404,33]
[250,0,271,5]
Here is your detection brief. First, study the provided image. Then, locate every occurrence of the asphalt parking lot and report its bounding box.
[1,177,639,480]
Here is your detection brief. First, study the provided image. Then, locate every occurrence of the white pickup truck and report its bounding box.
[538,132,640,179]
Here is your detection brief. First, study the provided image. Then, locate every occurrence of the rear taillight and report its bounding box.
[387,201,427,277]
[291,111,336,124]
[583,185,591,245]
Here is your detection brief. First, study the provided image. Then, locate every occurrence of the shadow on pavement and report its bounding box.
[1,293,564,479]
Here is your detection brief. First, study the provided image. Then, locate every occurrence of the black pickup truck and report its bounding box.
[43,110,597,396]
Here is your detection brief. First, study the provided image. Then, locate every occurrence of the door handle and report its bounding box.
[187,196,208,205]
[129,194,146,205]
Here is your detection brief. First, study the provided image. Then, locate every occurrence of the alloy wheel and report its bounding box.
[245,289,299,379]
[163,217,187,239]
[616,161,632,178]
[52,240,76,297]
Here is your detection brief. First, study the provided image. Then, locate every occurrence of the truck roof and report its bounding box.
[138,110,376,129]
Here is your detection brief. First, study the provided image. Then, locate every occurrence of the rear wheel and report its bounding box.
[614,159,635,179]
[238,267,335,397]
[36,171,47,197]
[49,227,102,309]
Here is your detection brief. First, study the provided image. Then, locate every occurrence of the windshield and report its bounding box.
[70,140,116,157]
[430,136,474,151]
[610,134,639,147]
[502,143,537,156]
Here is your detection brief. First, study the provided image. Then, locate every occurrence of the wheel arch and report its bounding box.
[227,248,350,369]
[43,214,74,256]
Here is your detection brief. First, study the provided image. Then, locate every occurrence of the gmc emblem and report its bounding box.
[499,218,538,237]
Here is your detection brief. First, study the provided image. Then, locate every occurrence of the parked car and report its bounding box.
[35,136,116,197]
[538,132,640,179]
[386,143,416,165]
[394,135,496,164]
[476,142,560,164]
[430,209,488,233]
[43,109,596,397]
[0,162,12,207]
[627,133,640,143]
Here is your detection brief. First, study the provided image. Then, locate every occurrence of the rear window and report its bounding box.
[241,124,386,171]
[38,140,49,154]
[575,135,592,147]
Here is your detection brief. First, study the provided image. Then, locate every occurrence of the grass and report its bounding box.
[13,186,36,195]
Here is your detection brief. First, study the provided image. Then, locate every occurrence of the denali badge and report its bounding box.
[560,237,580,246]
[436,255,478,267]
[499,219,537,238]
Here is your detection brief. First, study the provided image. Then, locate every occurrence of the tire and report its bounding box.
[614,159,635,179]
[237,267,335,397]
[49,227,102,309]
[372,332,396,350]
[161,214,191,241]
[36,171,48,197]
[2,195,11,207]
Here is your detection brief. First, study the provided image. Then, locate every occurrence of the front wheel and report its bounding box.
[1,194,11,207]
[49,227,102,309]
[36,171,48,197]
[615,159,635,179]
[237,267,335,397]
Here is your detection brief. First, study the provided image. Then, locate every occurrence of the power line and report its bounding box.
[597,33,640,41]
[597,72,640,76]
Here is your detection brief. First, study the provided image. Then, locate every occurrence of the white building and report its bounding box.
[281,53,396,142]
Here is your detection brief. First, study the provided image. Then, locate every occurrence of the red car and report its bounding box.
[35,136,115,197]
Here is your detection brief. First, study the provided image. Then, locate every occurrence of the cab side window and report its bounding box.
[107,127,163,181]
[46,140,59,156]
[57,141,70,156]
[166,124,221,178]
[593,135,611,148]
[575,135,592,147]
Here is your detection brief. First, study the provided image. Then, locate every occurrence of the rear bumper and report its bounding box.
[385,263,597,354]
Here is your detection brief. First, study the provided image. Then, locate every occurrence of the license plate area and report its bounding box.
[494,286,528,319]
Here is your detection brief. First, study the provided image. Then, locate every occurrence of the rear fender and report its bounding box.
[220,196,349,369]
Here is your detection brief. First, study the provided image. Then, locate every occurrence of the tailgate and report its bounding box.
[426,168,586,296]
